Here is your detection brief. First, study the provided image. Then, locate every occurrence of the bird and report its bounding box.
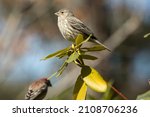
[55,8,110,51]
[25,78,52,100]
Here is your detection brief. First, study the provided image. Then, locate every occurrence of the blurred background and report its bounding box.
[0,0,150,100]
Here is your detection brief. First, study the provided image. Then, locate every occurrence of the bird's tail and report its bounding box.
[90,39,111,52]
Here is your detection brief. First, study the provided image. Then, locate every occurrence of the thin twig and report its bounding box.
[110,85,128,100]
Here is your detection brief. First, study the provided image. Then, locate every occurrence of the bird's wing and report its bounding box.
[67,16,94,36]
[67,16,111,51]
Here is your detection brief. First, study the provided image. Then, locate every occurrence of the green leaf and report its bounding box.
[56,62,68,77]
[47,62,68,79]
[47,71,58,80]
[73,75,87,100]
[101,81,114,100]
[75,34,92,48]
[144,33,150,38]
[56,51,68,58]
[81,54,98,60]
[137,90,150,100]
[66,51,79,63]
[41,47,70,60]
[75,34,84,46]
[81,66,107,92]
[81,45,106,52]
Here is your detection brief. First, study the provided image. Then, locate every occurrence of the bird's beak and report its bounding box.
[54,12,59,16]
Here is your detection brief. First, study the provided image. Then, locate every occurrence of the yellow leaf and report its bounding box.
[75,34,92,48]
[73,75,87,100]
[75,34,84,46]
[81,66,107,92]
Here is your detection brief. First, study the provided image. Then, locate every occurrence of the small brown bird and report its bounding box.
[55,8,110,51]
[25,78,52,100]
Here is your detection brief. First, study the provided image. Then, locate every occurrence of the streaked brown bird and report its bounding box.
[55,8,110,51]
[25,78,52,100]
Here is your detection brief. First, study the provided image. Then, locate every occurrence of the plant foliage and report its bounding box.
[42,34,109,100]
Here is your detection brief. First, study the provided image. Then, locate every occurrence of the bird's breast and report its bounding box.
[58,18,75,41]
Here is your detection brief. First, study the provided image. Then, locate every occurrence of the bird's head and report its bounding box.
[55,9,74,18]
[42,78,52,87]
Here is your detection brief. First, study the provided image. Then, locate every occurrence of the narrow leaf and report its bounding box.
[81,66,107,92]
[75,34,84,46]
[48,62,68,79]
[66,51,79,63]
[56,62,68,77]
[81,45,106,52]
[137,90,150,100]
[75,34,92,48]
[81,54,98,60]
[56,51,68,58]
[41,47,70,60]
[47,71,58,80]
[144,33,150,39]
[73,75,87,100]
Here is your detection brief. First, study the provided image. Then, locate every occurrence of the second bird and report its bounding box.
[55,8,110,51]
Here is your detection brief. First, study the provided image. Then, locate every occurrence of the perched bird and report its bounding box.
[25,78,52,100]
[55,8,110,51]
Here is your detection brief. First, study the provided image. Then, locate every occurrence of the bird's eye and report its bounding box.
[61,11,64,14]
